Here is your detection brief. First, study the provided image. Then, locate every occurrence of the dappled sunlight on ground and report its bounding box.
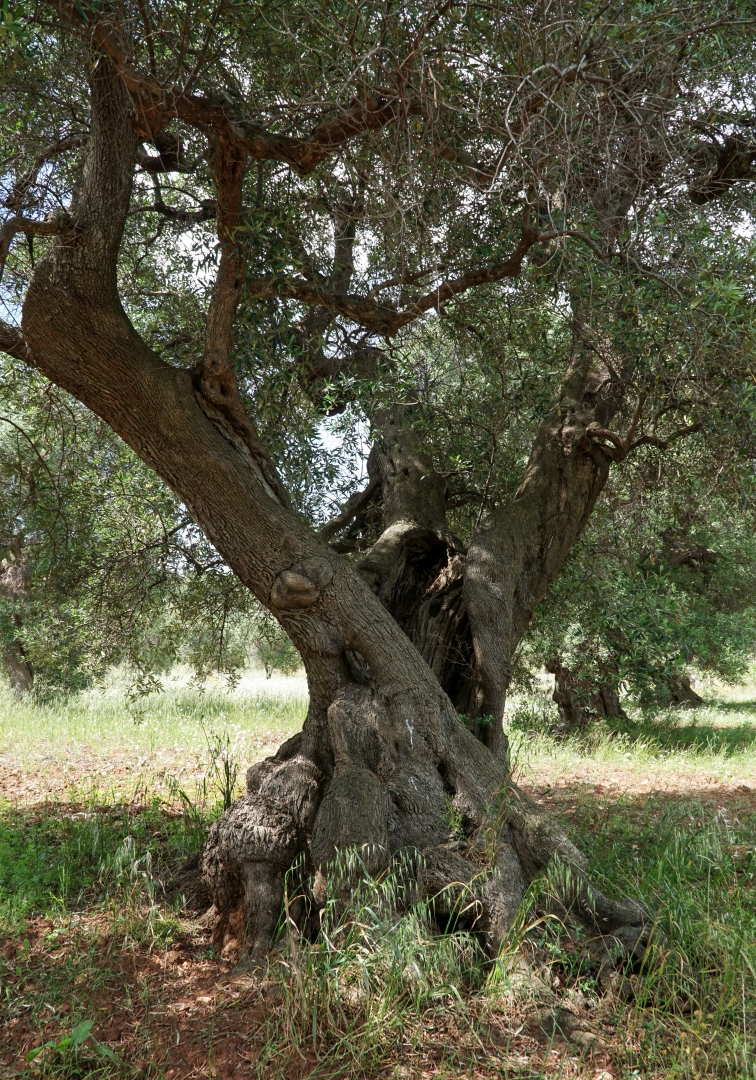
[1,671,754,1078]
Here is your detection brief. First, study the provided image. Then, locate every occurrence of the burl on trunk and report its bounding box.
[12,56,650,965]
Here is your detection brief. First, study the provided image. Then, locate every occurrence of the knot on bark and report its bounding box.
[270,556,334,609]
[246,754,322,831]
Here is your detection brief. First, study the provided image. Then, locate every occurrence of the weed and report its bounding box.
[200,721,240,811]
[27,1018,121,1076]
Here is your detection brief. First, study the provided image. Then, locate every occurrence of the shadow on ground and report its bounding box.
[607,710,756,755]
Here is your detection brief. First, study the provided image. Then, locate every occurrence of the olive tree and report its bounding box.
[2,0,756,958]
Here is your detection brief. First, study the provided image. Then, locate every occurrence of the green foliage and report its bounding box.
[0,365,304,693]
[253,613,304,677]
[26,1018,121,1074]
[200,723,240,811]
[525,460,756,708]
[3,0,756,705]
[0,795,203,930]
[508,693,561,736]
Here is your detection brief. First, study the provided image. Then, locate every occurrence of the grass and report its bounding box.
[0,668,754,1078]
[0,666,307,806]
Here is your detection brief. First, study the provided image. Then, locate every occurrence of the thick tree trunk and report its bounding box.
[13,57,649,963]
[463,354,625,755]
[356,410,478,715]
[353,356,627,761]
[667,674,704,709]
[3,640,33,695]
[547,661,627,733]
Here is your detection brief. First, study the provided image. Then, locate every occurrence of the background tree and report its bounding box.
[0,363,304,694]
[2,0,756,959]
[525,466,756,730]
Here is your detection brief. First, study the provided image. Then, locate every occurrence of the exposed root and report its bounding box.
[200,682,651,962]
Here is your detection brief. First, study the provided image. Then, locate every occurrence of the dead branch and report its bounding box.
[0,212,74,279]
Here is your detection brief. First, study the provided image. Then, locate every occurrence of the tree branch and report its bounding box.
[136,133,186,174]
[0,212,73,280]
[140,196,217,223]
[582,394,646,463]
[629,422,702,452]
[247,219,539,334]
[319,473,381,542]
[53,0,401,176]
[688,135,756,204]
[200,134,247,381]
[582,394,701,463]
[4,136,86,213]
[132,174,217,223]
[0,319,30,362]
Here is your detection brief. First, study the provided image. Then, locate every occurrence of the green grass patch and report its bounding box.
[0,673,754,1077]
[0,668,307,766]
[0,795,208,932]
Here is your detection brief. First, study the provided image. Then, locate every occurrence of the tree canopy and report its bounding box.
[3,0,756,960]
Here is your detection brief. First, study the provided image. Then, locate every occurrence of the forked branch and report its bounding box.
[583,395,701,462]
[319,473,381,542]
[246,218,540,335]
[53,0,401,176]
[0,212,74,280]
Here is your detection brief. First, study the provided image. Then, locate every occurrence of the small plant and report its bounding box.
[26,1018,120,1073]
[99,834,154,900]
[443,794,466,840]
[200,721,239,810]
[458,712,494,730]
[507,694,560,735]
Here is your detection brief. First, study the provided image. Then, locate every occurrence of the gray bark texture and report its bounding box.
[0,557,33,695]
[547,662,627,732]
[8,57,651,962]
[668,674,704,709]
[3,640,33,696]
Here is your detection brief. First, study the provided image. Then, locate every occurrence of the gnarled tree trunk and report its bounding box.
[346,348,628,761]
[668,674,704,709]
[3,640,33,696]
[547,661,627,732]
[9,57,650,964]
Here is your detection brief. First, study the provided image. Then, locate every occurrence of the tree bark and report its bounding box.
[667,674,704,709]
[356,409,477,715]
[351,353,628,761]
[10,56,649,962]
[3,640,33,695]
[463,353,625,756]
[547,661,627,733]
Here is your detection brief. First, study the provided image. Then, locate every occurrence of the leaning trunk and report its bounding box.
[464,353,625,752]
[16,57,648,963]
